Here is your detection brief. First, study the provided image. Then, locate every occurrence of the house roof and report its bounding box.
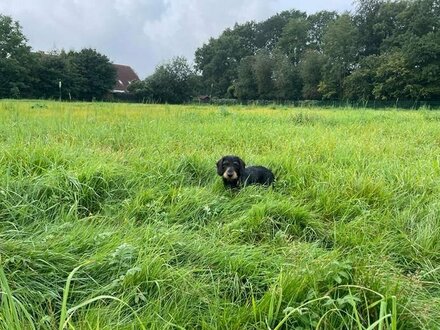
[112,64,140,93]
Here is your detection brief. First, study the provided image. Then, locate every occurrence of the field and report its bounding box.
[0,100,439,329]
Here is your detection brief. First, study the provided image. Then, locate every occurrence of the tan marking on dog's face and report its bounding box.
[222,168,238,180]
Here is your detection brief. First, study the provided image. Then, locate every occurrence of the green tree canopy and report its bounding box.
[0,14,33,98]
[234,56,258,101]
[67,48,116,101]
[320,14,359,99]
[142,56,196,104]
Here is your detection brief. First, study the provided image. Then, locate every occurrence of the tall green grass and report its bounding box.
[0,100,439,329]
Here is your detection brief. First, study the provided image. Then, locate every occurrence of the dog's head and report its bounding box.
[216,155,246,182]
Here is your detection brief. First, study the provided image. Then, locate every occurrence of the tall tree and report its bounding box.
[145,56,195,103]
[355,0,384,56]
[355,0,408,55]
[396,0,440,99]
[306,11,338,52]
[402,31,440,99]
[272,51,302,100]
[195,22,257,97]
[277,17,309,65]
[299,50,325,99]
[343,55,377,101]
[320,14,359,99]
[31,51,79,99]
[234,56,258,100]
[401,0,440,37]
[0,14,33,98]
[255,10,306,50]
[67,48,116,101]
[372,51,414,100]
[253,50,274,99]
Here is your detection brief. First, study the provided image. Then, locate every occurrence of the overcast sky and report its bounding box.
[0,0,353,78]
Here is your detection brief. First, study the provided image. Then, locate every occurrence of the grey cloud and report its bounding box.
[140,1,275,64]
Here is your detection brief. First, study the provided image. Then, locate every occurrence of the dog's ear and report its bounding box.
[238,158,246,172]
[216,157,224,176]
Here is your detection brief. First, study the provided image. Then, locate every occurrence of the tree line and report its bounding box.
[191,0,439,102]
[0,14,116,100]
[1,0,439,103]
[130,0,439,103]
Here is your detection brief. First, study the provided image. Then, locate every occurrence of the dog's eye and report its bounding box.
[233,162,239,166]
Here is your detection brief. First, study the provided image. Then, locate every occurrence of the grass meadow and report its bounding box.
[0,100,439,329]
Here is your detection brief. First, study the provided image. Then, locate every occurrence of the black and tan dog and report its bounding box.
[216,155,275,189]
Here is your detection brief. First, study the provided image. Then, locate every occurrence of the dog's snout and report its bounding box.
[222,166,238,180]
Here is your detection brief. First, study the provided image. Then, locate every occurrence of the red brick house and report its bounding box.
[112,64,140,93]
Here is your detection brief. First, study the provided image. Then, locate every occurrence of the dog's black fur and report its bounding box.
[216,155,275,189]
